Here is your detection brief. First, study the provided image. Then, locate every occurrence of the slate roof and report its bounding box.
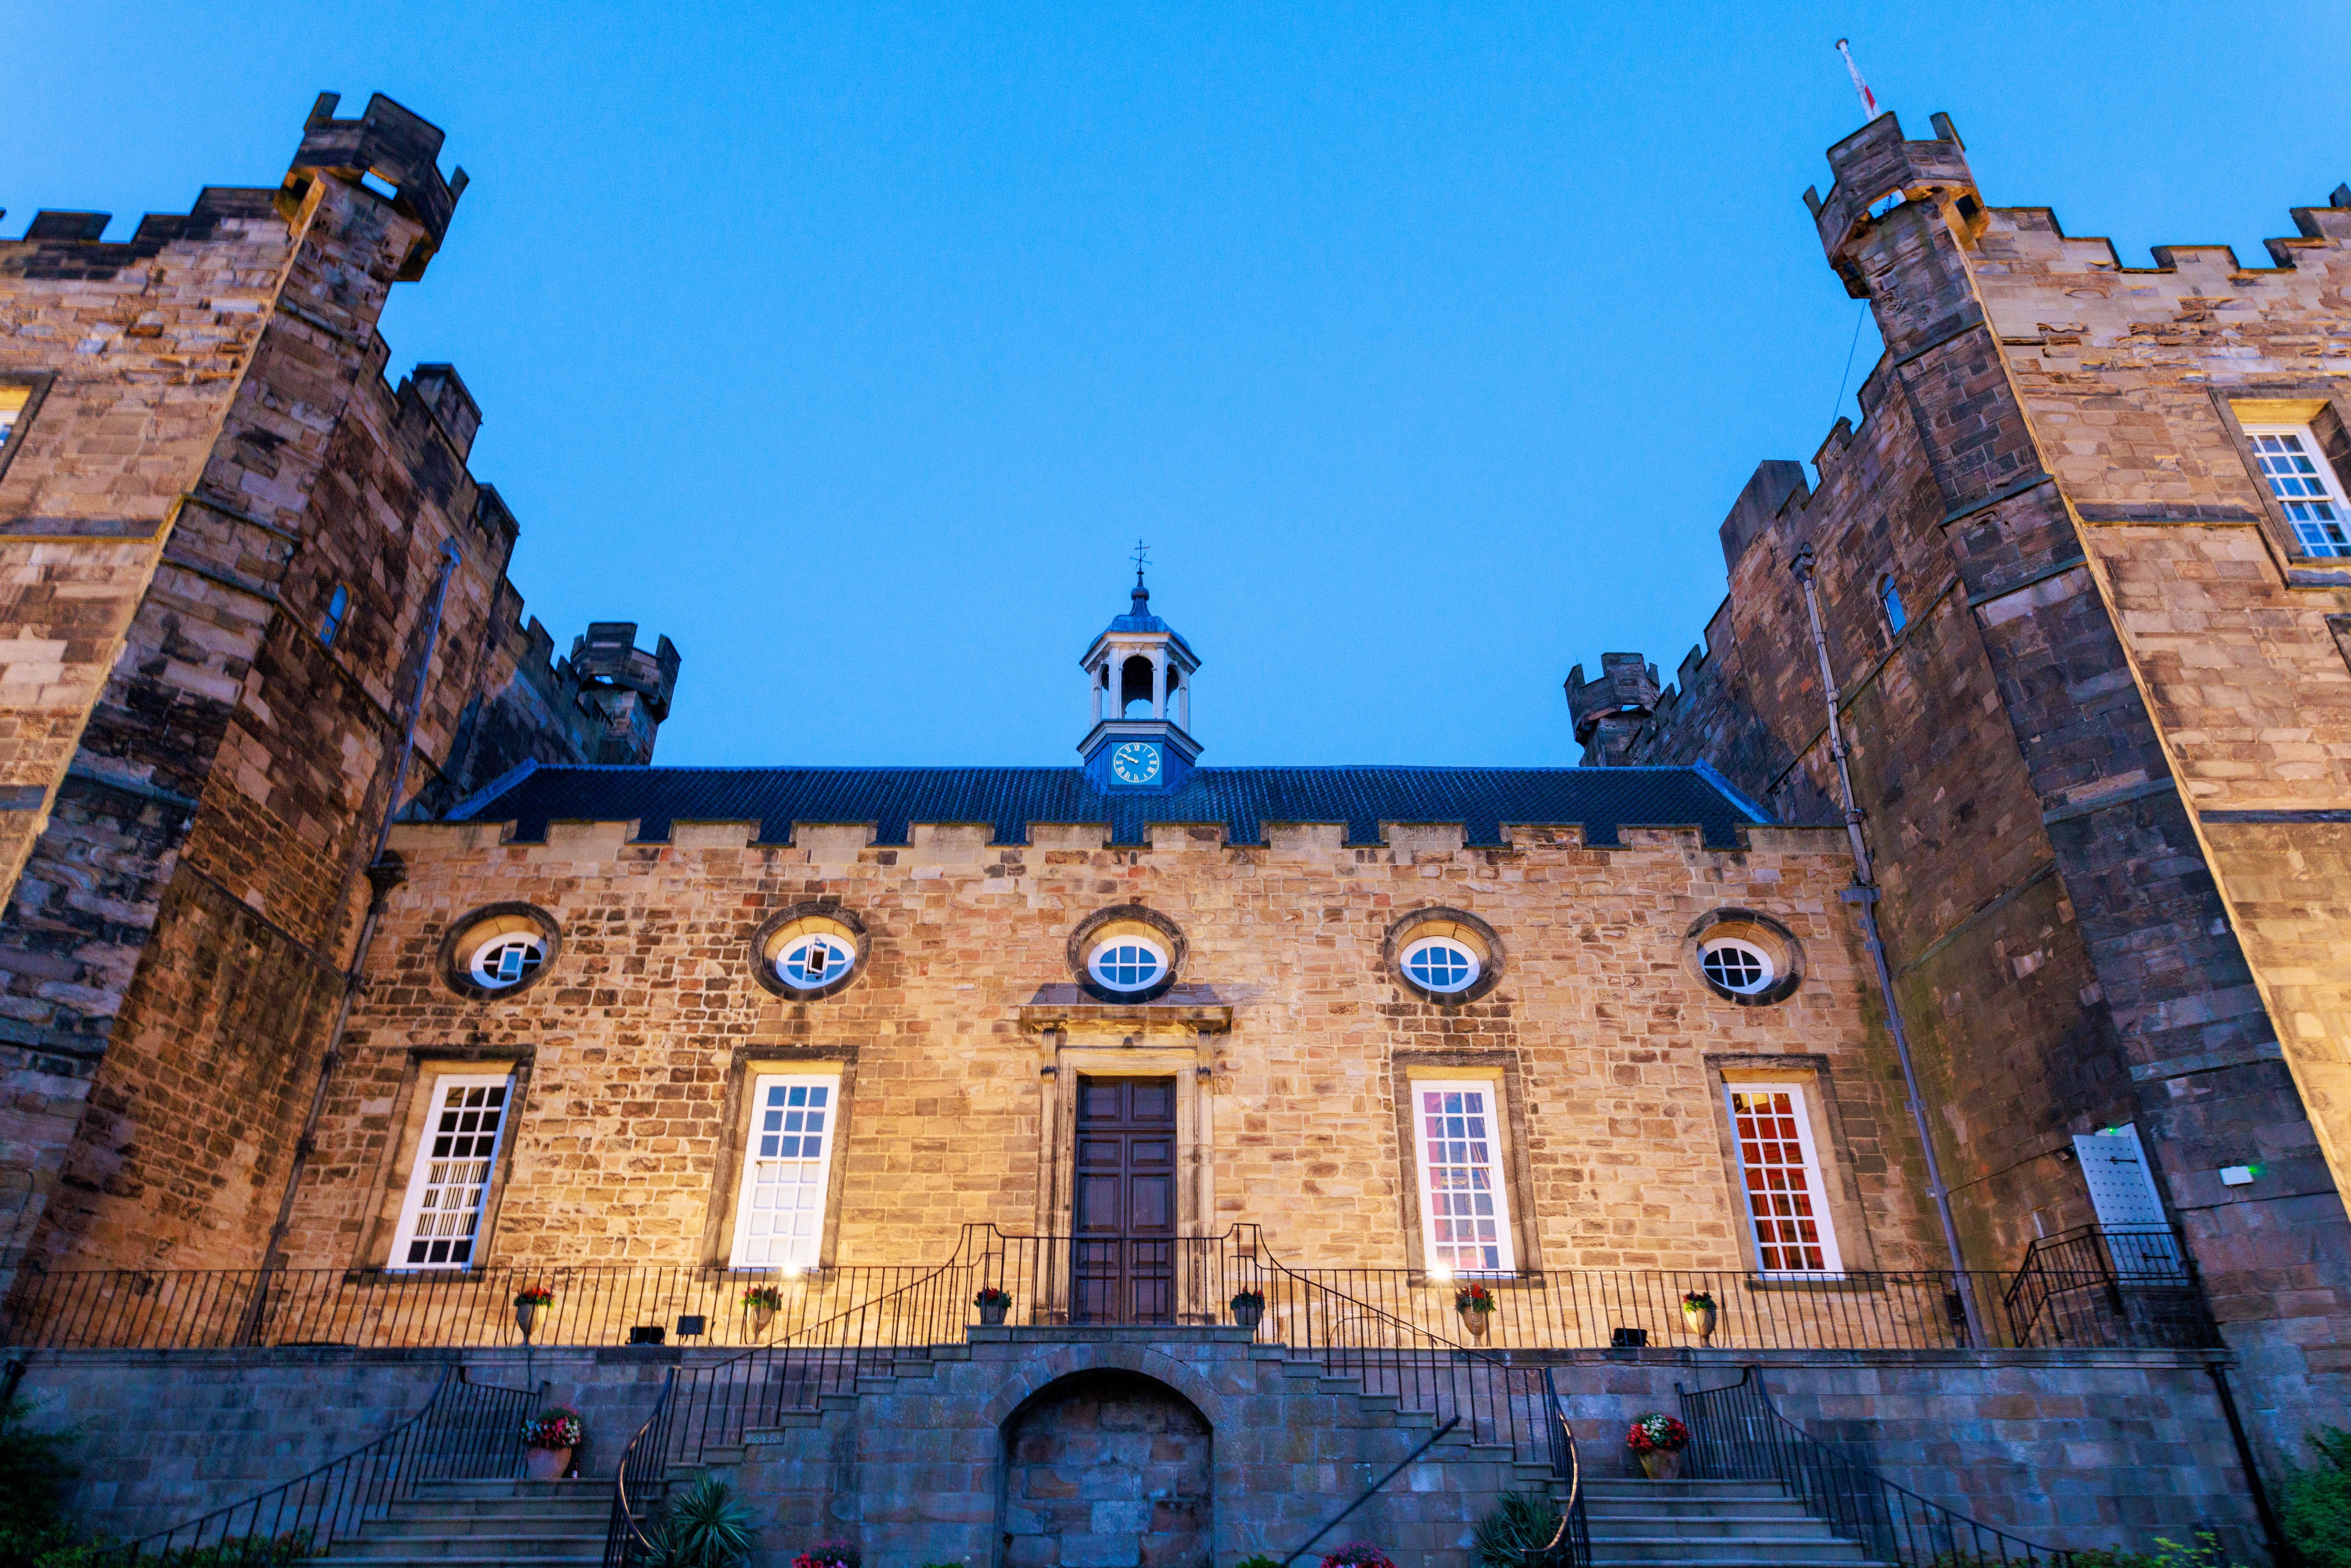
[445,762,1774,850]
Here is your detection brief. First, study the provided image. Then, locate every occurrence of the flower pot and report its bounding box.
[1637,1448,1684,1482]
[1458,1308,1491,1340]
[979,1300,1008,1326]
[514,1301,539,1340]
[748,1303,775,1336]
[1682,1305,1717,1347]
[524,1446,571,1481]
[1231,1298,1263,1331]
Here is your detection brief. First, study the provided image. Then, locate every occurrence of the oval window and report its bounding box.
[470,933,547,990]
[1400,936,1481,994]
[1087,935,1167,993]
[1701,938,1774,995]
[776,932,856,989]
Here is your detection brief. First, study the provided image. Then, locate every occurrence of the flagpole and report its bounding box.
[1835,38,1880,120]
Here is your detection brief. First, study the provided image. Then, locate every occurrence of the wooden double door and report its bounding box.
[1071,1076,1177,1324]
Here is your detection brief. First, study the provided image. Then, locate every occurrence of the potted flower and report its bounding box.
[1626,1412,1691,1480]
[1320,1544,1395,1568]
[522,1405,584,1480]
[792,1541,860,1568]
[743,1283,783,1335]
[1681,1289,1718,1347]
[1230,1288,1265,1331]
[1454,1282,1497,1339]
[975,1286,1012,1327]
[513,1285,553,1342]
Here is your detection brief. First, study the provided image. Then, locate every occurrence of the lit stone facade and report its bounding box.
[285,803,1935,1280]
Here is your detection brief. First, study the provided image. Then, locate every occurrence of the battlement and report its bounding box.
[288,91,467,279]
[1563,653,1662,766]
[569,622,682,722]
[1803,111,1977,298]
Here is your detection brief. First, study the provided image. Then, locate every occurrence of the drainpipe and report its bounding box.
[1791,545,1988,1348]
[252,540,464,1288]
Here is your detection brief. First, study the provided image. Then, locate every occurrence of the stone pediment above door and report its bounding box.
[1017,983,1233,1036]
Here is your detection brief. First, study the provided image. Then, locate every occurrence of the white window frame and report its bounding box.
[1400,936,1482,994]
[729,1073,843,1271]
[2243,423,2351,557]
[0,385,27,449]
[1409,1078,1517,1275]
[1701,938,1776,995]
[389,1072,514,1271]
[1725,1082,1845,1277]
[1085,934,1168,994]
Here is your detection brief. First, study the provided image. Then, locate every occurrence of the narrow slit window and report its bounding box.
[320,583,350,647]
[2246,427,2351,557]
[731,1075,840,1270]
[390,1075,512,1270]
[1412,1080,1514,1274]
[1879,575,1907,635]
[1727,1084,1843,1275]
[0,386,27,451]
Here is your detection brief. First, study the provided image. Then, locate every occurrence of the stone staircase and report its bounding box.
[1583,1476,1887,1568]
[315,1476,607,1566]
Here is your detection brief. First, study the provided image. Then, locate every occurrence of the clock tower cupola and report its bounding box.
[1079,557,1200,793]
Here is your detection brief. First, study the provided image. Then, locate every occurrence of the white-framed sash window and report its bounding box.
[1410,1079,1515,1274]
[2245,425,2351,556]
[390,1074,513,1269]
[730,1075,840,1270]
[1726,1084,1844,1275]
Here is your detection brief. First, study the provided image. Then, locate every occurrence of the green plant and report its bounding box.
[742,1284,784,1311]
[1474,1490,1566,1568]
[2071,1532,2252,1568]
[649,1474,756,1568]
[2283,1426,2351,1568]
[1233,1555,1281,1568]
[1454,1283,1495,1314]
[0,1396,81,1568]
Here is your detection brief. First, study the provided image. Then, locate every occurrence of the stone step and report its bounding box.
[332,1531,607,1561]
[1587,1516,1844,1541]
[1584,1480,1794,1501]
[409,1479,606,1502]
[1586,1499,1819,1521]
[321,1555,603,1568]
[1586,1539,1872,1566]
[373,1491,611,1519]
[363,1504,608,1533]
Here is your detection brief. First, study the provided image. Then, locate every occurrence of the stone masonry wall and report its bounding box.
[281,816,1938,1283]
[8,1340,2262,1563]
[0,97,679,1291]
[1578,114,2351,1468]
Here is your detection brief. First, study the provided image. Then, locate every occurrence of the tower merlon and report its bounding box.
[1803,111,1978,298]
[1564,652,1661,745]
[288,91,467,279]
[569,622,683,723]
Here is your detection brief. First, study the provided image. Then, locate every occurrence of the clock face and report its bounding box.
[1110,742,1163,785]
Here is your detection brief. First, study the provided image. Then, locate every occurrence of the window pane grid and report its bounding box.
[1416,1084,1511,1274]
[1088,939,1164,991]
[1402,938,1479,992]
[1730,1088,1833,1273]
[779,934,851,988]
[736,1078,837,1269]
[396,1078,510,1269]
[2250,430,2351,557]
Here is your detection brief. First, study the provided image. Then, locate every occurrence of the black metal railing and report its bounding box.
[5,1247,2212,1354]
[1677,1366,2067,1567]
[2004,1226,2215,1350]
[1541,1366,1592,1568]
[604,1366,678,1568]
[106,1364,538,1564]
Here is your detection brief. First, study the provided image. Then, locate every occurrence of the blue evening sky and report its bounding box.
[7,3,2346,768]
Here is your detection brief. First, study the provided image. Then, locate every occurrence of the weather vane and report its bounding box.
[1131,537,1151,584]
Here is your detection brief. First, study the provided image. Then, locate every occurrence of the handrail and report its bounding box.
[603,1366,678,1568]
[599,1233,981,1566]
[1677,1366,2068,1567]
[1277,1416,1460,1566]
[1539,1365,1590,1568]
[10,1255,2225,1353]
[108,1364,538,1563]
[2002,1225,2213,1350]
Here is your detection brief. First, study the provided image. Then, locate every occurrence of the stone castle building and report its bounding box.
[0,92,679,1292]
[0,94,2342,1568]
[1569,112,2351,1460]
